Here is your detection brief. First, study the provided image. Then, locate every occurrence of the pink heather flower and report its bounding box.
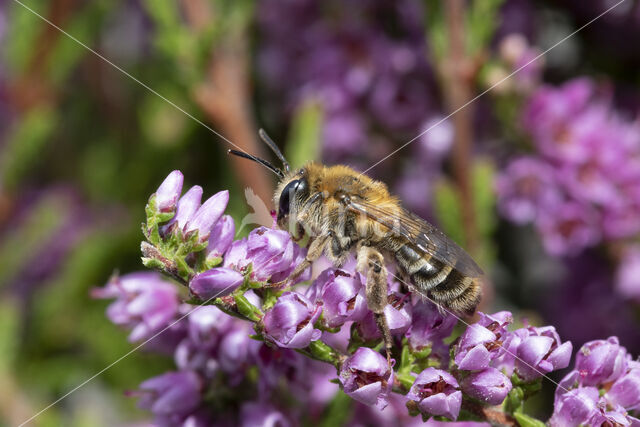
[226,227,306,283]
[205,215,235,260]
[575,336,628,386]
[550,385,599,427]
[184,190,229,242]
[339,347,394,410]
[461,367,512,406]
[154,170,184,213]
[495,157,561,224]
[514,326,573,381]
[189,267,244,300]
[406,367,461,420]
[454,311,512,371]
[306,269,367,328]
[169,185,203,232]
[240,402,291,427]
[536,201,600,256]
[406,300,457,351]
[606,360,640,410]
[263,291,322,349]
[136,370,202,420]
[92,272,179,342]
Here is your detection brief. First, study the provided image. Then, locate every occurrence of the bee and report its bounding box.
[229,130,483,361]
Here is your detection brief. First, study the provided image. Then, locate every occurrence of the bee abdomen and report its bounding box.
[432,274,482,316]
[395,244,453,291]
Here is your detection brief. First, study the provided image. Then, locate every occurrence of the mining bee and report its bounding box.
[229,130,483,362]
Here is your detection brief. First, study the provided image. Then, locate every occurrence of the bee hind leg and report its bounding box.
[357,244,393,367]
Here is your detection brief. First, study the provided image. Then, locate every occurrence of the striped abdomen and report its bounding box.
[393,243,481,316]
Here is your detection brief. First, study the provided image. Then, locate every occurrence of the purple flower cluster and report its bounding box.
[497,78,640,257]
[453,312,572,406]
[551,337,640,426]
[97,172,639,425]
[257,0,438,166]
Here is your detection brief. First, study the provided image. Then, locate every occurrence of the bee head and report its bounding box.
[274,170,309,227]
[228,129,302,227]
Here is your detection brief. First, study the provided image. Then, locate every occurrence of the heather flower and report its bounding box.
[575,336,627,386]
[92,272,179,342]
[167,185,203,233]
[406,300,457,351]
[460,367,512,406]
[187,306,232,348]
[218,325,253,380]
[135,370,202,421]
[549,385,599,427]
[537,201,600,256]
[240,402,291,427]
[184,190,229,242]
[606,360,640,409]
[406,367,461,420]
[306,269,366,328]
[189,267,244,300]
[154,170,184,213]
[514,326,572,381]
[339,347,394,409]
[262,291,322,348]
[495,157,561,224]
[229,227,307,283]
[205,215,235,260]
[454,311,512,371]
[359,292,412,340]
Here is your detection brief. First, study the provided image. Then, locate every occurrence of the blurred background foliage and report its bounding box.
[1,0,640,424]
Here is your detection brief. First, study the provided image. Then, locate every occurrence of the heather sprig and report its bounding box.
[92,171,638,426]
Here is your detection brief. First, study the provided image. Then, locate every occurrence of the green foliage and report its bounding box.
[1,107,55,190]
[285,99,324,169]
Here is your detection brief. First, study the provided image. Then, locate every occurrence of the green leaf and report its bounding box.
[514,412,546,427]
[1,107,56,190]
[433,178,465,247]
[308,340,337,364]
[234,293,262,322]
[470,158,497,266]
[285,99,324,169]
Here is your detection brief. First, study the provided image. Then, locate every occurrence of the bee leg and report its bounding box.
[265,233,331,288]
[357,244,392,367]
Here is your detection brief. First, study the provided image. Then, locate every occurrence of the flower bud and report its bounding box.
[154,170,183,213]
[206,215,235,260]
[172,185,203,230]
[339,347,393,409]
[406,367,461,420]
[184,190,229,242]
[189,267,244,300]
[461,367,512,406]
[92,272,179,342]
[575,336,627,386]
[263,292,322,348]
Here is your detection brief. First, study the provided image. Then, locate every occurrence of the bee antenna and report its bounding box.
[228,149,285,179]
[259,129,290,172]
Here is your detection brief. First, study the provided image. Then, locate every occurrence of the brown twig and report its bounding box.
[140,241,189,286]
[442,0,478,253]
[182,0,275,226]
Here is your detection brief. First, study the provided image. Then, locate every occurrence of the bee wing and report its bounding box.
[346,198,483,277]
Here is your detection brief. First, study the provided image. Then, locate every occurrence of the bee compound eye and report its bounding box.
[277,179,306,221]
